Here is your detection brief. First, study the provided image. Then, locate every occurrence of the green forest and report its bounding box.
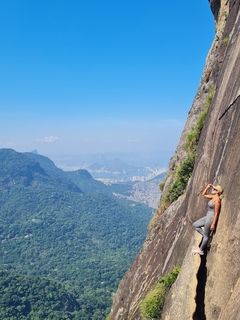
[0,149,153,319]
[0,270,82,319]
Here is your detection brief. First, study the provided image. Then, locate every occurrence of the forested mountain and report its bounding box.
[0,148,152,319]
[26,152,112,195]
[0,271,82,319]
[26,152,165,208]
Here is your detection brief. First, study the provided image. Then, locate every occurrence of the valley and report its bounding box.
[53,152,167,209]
[0,148,155,319]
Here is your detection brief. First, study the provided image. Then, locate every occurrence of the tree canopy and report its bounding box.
[0,149,152,319]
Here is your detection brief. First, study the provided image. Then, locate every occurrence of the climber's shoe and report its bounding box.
[192,248,204,255]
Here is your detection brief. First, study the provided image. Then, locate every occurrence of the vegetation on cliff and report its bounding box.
[149,86,216,228]
[140,267,180,319]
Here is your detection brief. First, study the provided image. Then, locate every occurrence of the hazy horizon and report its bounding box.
[33,148,172,168]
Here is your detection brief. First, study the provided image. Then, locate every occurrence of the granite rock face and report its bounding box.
[110,0,240,319]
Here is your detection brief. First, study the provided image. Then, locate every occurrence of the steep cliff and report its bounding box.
[110,0,240,319]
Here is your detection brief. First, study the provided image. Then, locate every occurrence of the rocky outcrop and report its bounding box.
[159,0,229,202]
[110,0,240,319]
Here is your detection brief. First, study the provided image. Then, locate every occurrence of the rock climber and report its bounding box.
[192,183,223,255]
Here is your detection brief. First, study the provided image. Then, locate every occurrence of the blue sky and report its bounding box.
[0,0,215,157]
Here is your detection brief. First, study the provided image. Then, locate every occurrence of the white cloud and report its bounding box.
[40,136,59,143]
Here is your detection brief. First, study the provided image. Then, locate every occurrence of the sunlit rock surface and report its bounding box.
[110,1,240,319]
